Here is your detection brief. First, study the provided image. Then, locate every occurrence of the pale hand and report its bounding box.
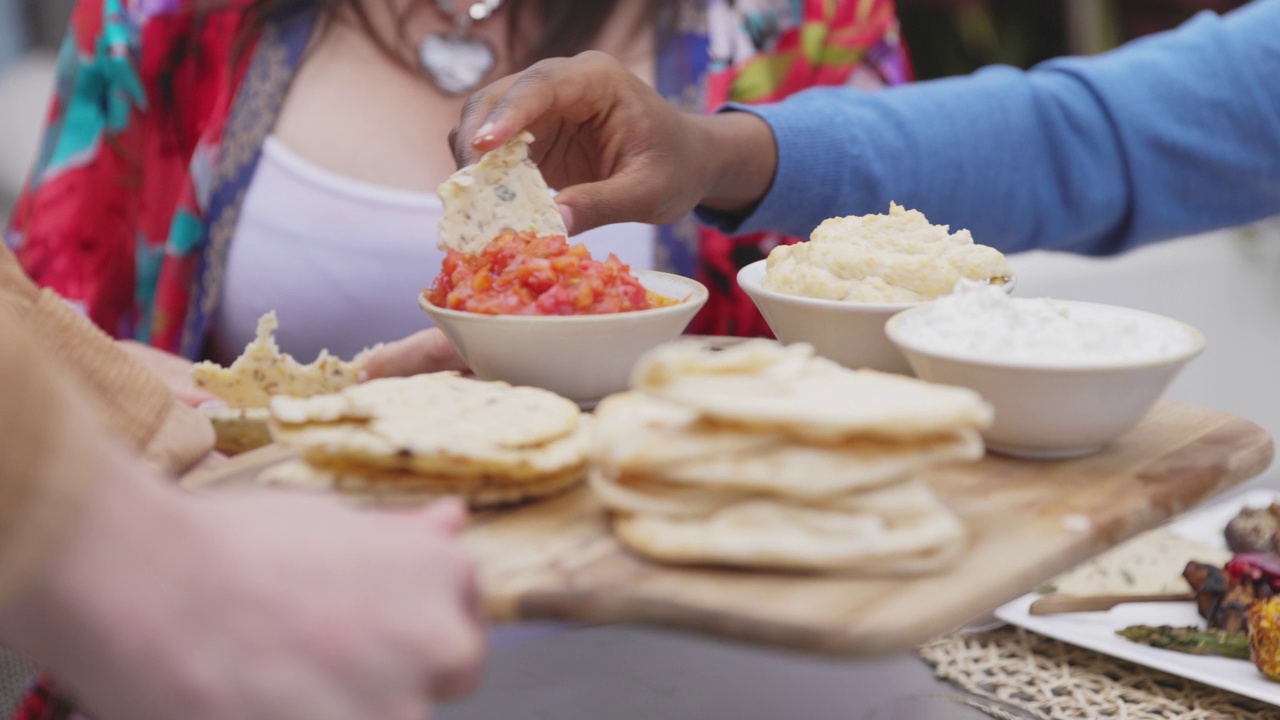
[0,438,485,720]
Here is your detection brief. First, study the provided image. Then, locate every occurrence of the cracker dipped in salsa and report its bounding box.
[428,230,674,315]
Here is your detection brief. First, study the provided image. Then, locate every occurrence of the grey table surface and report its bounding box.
[441,624,995,720]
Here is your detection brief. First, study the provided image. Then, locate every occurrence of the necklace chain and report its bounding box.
[433,0,504,31]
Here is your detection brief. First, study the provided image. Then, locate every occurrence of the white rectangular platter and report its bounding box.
[995,489,1280,706]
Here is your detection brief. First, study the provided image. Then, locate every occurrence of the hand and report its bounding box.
[0,438,485,720]
[360,329,470,380]
[450,51,778,235]
[118,340,218,407]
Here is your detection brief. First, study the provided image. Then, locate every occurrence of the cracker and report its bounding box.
[269,373,588,477]
[437,131,566,254]
[257,459,585,508]
[191,312,376,409]
[593,392,984,499]
[633,339,993,442]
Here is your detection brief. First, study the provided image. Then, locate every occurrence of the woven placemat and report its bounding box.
[919,627,1277,719]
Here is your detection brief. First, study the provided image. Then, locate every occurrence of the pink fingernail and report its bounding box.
[473,123,496,144]
[357,370,369,383]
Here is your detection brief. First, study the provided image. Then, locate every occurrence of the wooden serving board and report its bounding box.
[182,400,1273,657]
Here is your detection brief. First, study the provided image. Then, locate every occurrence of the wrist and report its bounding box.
[691,110,779,216]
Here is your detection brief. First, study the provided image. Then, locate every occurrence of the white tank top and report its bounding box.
[213,136,656,363]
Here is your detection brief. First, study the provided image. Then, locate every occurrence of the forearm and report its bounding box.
[693,112,778,217]
[705,0,1280,254]
[0,311,97,610]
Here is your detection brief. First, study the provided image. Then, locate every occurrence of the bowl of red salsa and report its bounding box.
[420,231,708,405]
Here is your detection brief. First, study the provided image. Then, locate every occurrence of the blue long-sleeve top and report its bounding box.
[704,0,1280,255]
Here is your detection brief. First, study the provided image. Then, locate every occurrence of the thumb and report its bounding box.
[359,330,469,381]
[553,174,663,236]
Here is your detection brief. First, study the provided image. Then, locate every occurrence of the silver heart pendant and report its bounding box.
[419,32,497,96]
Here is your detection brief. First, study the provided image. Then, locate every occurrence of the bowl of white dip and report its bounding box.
[738,261,1014,374]
[737,204,1015,373]
[884,285,1205,459]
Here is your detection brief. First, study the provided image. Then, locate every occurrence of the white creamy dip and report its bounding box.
[893,283,1197,365]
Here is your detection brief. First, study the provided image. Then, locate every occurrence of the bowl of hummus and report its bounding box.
[737,203,1013,374]
[420,230,707,406]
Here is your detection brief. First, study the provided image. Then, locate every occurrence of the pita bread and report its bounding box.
[593,468,951,524]
[269,373,589,477]
[191,312,376,409]
[588,468,740,518]
[437,131,566,254]
[593,392,983,499]
[632,339,993,442]
[612,480,967,573]
[257,459,585,508]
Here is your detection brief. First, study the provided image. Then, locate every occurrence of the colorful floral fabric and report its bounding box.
[664,0,912,336]
[7,0,250,354]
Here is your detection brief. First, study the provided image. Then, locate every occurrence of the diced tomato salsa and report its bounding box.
[428,231,668,315]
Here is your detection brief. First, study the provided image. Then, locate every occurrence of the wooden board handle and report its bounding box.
[1028,592,1194,616]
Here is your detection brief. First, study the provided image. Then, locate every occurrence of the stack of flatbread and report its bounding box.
[191,312,376,454]
[258,372,591,507]
[590,340,993,574]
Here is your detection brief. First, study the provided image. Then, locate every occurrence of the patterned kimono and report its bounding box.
[9,1,908,711]
[6,0,910,359]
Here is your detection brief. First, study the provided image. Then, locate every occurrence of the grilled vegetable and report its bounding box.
[1117,625,1251,660]
[1248,597,1280,681]
[1225,505,1280,554]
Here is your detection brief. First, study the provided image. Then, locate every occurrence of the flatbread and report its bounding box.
[257,459,585,508]
[632,339,993,442]
[1045,528,1231,595]
[589,468,741,518]
[202,407,272,456]
[593,392,983,499]
[593,470,952,524]
[437,131,566,254]
[612,480,967,573]
[191,312,376,409]
[269,373,589,477]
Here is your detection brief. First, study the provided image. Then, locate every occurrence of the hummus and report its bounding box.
[763,203,1011,302]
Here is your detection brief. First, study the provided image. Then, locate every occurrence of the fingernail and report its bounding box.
[357,369,369,383]
[472,123,496,145]
[196,400,228,412]
[557,203,574,235]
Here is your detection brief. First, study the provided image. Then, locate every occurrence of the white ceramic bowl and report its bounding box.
[884,301,1206,459]
[737,259,1014,374]
[419,270,708,406]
